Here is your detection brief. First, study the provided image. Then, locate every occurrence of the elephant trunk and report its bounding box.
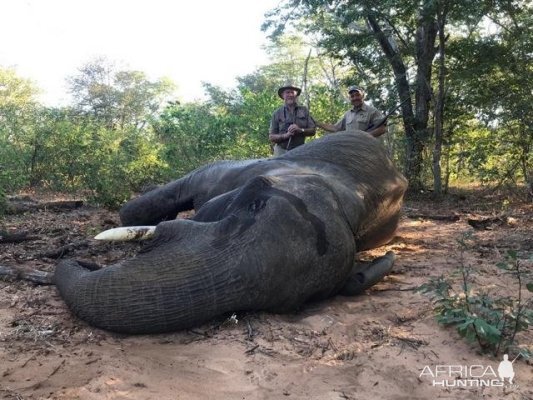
[54,219,257,334]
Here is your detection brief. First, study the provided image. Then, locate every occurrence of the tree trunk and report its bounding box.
[365,13,416,185]
[302,48,312,110]
[367,3,438,190]
[444,147,450,194]
[412,1,438,190]
[432,3,448,196]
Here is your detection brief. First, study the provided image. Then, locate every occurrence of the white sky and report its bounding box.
[0,0,280,105]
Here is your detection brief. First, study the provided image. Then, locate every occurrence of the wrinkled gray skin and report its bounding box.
[54,132,408,334]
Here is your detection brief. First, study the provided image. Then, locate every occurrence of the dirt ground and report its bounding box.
[0,189,532,400]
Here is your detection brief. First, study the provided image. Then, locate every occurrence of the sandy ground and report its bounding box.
[0,190,532,400]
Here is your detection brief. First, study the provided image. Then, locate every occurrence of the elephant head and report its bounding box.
[54,132,407,334]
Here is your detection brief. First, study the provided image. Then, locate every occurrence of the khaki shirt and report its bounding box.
[334,103,386,133]
[269,105,315,150]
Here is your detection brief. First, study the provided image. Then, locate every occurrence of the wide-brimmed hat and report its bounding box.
[278,84,302,98]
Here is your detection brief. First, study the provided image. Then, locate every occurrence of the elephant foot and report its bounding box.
[340,251,395,296]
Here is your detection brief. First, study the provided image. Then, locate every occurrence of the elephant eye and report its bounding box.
[248,198,266,215]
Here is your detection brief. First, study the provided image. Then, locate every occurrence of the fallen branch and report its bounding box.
[371,285,419,292]
[244,345,259,355]
[48,360,65,377]
[0,265,54,285]
[390,334,428,348]
[405,213,460,222]
[39,240,89,259]
[467,216,505,230]
[0,230,39,244]
[6,200,84,215]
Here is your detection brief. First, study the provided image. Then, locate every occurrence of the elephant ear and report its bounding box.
[193,190,239,222]
[194,176,274,223]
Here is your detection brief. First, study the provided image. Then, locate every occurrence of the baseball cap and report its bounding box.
[348,86,364,94]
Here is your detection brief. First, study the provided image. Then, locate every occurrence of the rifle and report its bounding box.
[365,98,410,132]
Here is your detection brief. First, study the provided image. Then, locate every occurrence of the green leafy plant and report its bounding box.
[418,234,532,357]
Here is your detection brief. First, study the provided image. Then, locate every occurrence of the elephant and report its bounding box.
[54,132,408,334]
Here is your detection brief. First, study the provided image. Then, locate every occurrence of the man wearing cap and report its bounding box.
[316,86,387,138]
[269,84,316,156]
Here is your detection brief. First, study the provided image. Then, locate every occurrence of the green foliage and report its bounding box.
[443,3,533,189]
[77,125,166,208]
[2,17,532,205]
[225,88,278,158]
[0,66,169,208]
[418,235,533,357]
[153,102,235,178]
[0,67,41,192]
[307,85,347,132]
[264,0,533,191]
[68,57,176,130]
[153,88,276,178]
[153,41,348,177]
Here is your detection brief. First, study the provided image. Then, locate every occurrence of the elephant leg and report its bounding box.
[119,160,257,226]
[339,251,395,296]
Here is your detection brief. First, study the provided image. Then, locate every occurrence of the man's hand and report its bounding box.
[316,121,338,133]
[367,124,387,138]
[287,124,301,134]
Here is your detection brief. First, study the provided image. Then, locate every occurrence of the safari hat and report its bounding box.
[278,84,302,98]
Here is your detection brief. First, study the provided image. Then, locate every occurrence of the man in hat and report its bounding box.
[316,86,387,138]
[269,84,316,156]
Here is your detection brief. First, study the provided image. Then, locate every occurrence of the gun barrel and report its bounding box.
[365,98,410,132]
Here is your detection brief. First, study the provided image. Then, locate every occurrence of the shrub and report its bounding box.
[418,234,532,358]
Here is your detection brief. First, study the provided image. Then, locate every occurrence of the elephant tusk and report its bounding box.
[94,226,156,241]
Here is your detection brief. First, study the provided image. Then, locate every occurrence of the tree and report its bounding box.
[0,67,40,191]
[68,57,176,130]
[442,0,532,190]
[262,0,512,190]
[432,1,450,196]
[263,0,438,188]
[152,35,350,175]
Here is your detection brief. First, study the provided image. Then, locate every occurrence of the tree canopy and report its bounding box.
[0,4,531,209]
[262,0,532,191]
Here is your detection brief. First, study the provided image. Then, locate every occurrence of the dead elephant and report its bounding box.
[54,132,408,334]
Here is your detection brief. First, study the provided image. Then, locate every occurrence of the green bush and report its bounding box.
[418,235,533,358]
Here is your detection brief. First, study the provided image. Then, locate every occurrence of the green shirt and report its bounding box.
[334,103,386,133]
[269,105,316,150]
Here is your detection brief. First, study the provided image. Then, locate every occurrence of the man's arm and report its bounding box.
[316,114,345,133]
[366,109,388,138]
[287,124,316,136]
[368,124,387,138]
[286,108,317,136]
[269,131,293,143]
[315,121,338,133]
[268,111,292,143]
[301,112,316,136]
